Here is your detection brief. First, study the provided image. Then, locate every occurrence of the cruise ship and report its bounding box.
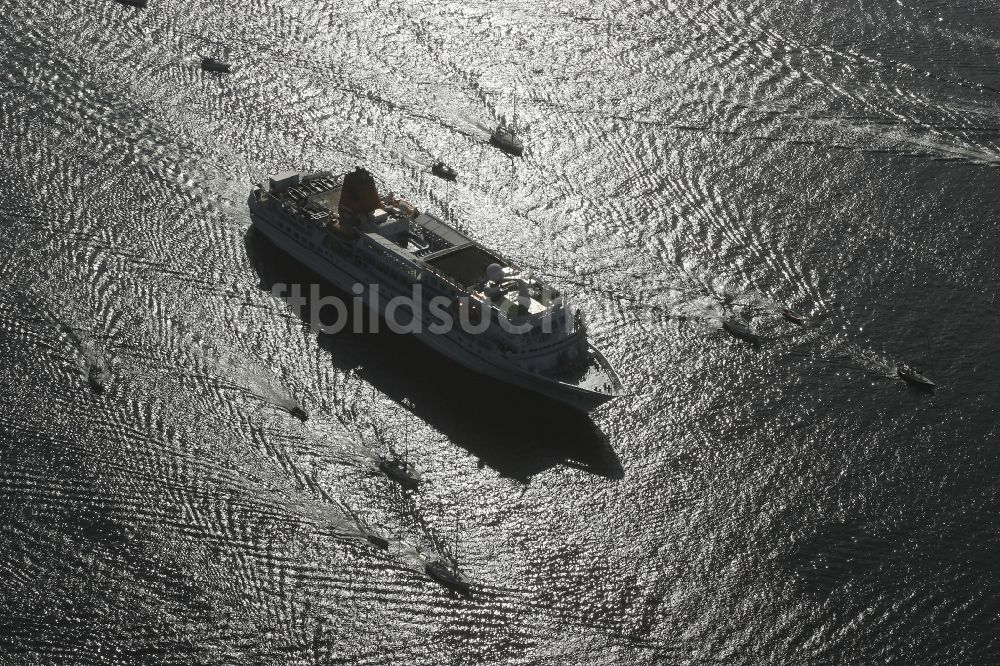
[247,167,621,411]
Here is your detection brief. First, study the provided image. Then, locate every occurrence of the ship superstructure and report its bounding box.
[248,167,621,411]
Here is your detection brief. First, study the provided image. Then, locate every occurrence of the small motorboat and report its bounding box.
[431,161,457,181]
[115,0,147,7]
[87,364,108,394]
[896,364,935,391]
[289,404,309,421]
[490,125,523,156]
[378,456,421,489]
[200,58,232,74]
[782,308,809,326]
[722,317,760,345]
[425,560,471,594]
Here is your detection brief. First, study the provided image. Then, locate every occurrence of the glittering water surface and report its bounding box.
[1,0,999,663]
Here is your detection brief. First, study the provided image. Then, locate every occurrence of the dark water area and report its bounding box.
[1,0,998,663]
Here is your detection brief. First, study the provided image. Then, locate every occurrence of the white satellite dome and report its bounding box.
[486,263,505,283]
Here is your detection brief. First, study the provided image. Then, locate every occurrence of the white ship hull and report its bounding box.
[249,203,614,411]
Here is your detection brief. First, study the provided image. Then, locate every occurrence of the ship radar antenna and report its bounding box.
[486,263,505,284]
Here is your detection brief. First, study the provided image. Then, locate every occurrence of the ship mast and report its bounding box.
[402,398,412,459]
[453,513,459,572]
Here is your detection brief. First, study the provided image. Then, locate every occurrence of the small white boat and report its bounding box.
[366,530,390,550]
[87,364,108,394]
[431,161,457,181]
[722,317,760,344]
[425,560,471,594]
[490,90,524,156]
[425,515,470,594]
[782,307,809,326]
[897,364,935,390]
[201,57,232,74]
[378,456,421,489]
[490,126,523,156]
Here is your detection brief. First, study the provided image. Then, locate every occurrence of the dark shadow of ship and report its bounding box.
[244,228,622,483]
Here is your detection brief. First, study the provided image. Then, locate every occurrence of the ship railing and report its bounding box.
[358,233,555,321]
[360,235,472,296]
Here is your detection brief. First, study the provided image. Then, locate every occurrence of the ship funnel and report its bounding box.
[339,167,381,219]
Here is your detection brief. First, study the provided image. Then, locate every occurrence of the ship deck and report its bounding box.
[308,186,342,212]
[409,212,472,255]
[544,349,621,395]
[423,244,506,288]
